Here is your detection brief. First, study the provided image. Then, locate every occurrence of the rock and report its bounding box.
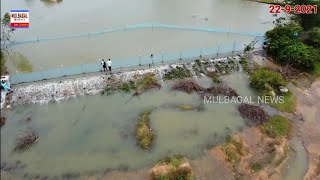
[200,73,205,77]
[270,91,276,97]
[206,67,215,73]
[279,86,288,93]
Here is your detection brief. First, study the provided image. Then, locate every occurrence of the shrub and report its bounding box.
[164,66,192,80]
[249,69,285,92]
[261,115,292,138]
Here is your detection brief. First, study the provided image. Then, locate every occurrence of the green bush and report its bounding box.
[261,115,292,138]
[249,69,285,92]
[278,42,318,71]
[265,24,303,44]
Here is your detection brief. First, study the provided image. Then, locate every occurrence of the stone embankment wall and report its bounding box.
[11,55,243,106]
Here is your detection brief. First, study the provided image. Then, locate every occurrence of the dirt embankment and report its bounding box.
[210,126,290,180]
[286,77,320,180]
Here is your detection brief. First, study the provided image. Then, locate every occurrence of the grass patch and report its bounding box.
[102,73,160,96]
[151,155,193,180]
[211,74,222,84]
[176,105,194,111]
[269,91,296,113]
[119,81,136,93]
[135,109,155,149]
[164,66,192,80]
[239,58,250,74]
[291,80,301,88]
[134,73,161,95]
[313,63,320,76]
[223,136,247,166]
[158,155,184,168]
[261,115,292,139]
[250,162,263,173]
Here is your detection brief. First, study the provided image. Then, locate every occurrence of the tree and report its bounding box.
[265,24,303,42]
[278,42,317,70]
[250,69,285,92]
[290,0,320,30]
[267,36,294,57]
[303,27,320,48]
[1,13,15,75]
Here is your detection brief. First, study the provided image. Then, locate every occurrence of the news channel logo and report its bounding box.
[10,10,29,28]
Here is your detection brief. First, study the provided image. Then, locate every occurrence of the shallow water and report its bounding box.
[1,74,253,177]
[282,139,308,180]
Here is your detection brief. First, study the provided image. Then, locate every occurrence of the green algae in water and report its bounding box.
[13,53,33,72]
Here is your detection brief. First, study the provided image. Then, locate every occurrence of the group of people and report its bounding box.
[101,54,156,72]
[101,59,112,72]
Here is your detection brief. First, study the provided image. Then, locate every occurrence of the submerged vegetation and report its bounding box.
[171,79,239,99]
[14,128,38,151]
[261,115,292,139]
[171,79,205,94]
[0,116,6,127]
[238,104,268,126]
[174,104,205,112]
[150,155,193,180]
[135,109,155,150]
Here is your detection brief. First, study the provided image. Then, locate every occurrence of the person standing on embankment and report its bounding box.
[107,59,112,72]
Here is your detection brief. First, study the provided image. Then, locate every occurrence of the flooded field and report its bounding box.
[1,73,253,177]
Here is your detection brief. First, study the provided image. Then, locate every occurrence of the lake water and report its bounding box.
[1,74,253,178]
[1,0,285,73]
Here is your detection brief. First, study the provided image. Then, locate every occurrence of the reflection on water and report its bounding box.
[1,74,252,177]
